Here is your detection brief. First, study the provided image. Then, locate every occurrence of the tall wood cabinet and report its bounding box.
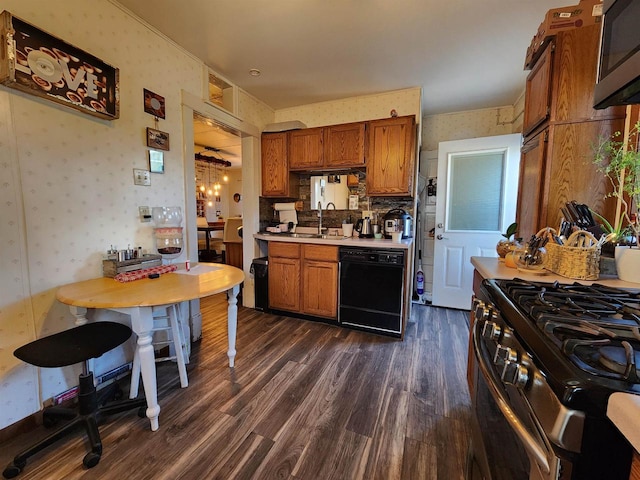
[516,24,626,240]
[261,132,298,198]
[366,115,416,196]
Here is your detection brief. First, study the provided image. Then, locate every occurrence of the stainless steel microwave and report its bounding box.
[593,0,640,109]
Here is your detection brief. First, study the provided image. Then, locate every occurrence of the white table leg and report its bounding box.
[127,307,160,431]
[69,306,88,325]
[226,284,240,368]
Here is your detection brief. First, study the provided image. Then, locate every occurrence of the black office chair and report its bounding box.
[3,322,147,479]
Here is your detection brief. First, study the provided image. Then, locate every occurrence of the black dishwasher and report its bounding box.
[339,247,405,337]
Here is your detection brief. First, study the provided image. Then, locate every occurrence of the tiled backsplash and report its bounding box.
[260,172,414,231]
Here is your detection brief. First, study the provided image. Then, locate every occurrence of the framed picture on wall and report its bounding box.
[0,11,120,120]
[143,88,165,119]
[146,127,170,151]
[149,150,164,173]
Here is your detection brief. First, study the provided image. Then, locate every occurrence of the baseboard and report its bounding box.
[0,365,133,444]
[0,414,38,444]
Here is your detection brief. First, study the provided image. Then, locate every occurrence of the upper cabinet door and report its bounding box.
[515,130,549,241]
[289,127,324,170]
[324,122,366,168]
[552,25,620,123]
[262,132,293,197]
[366,116,416,196]
[523,41,554,137]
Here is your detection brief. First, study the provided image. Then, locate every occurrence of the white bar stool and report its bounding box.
[129,303,189,398]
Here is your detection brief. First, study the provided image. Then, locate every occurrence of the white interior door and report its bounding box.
[432,134,521,309]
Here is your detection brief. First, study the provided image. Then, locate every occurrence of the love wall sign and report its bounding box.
[0,11,119,120]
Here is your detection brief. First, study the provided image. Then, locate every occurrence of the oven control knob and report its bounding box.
[494,344,517,365]
[476,304,497,323]
[473,299,485,319]
[501,361,530,388]
[482,321,502,341]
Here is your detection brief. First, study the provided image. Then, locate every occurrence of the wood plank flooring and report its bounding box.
[0,296,472,479]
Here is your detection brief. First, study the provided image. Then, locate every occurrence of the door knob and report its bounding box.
[436,234,448,240]
[437,223,443,228]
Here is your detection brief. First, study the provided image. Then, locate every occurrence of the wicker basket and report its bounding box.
[544,229,601,280]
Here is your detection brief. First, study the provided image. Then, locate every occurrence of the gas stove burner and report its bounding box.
[486,278,640,384]
[500,279,640,326]
[559,339,640,383]
[599,342,640,383]
[600,345,632,374]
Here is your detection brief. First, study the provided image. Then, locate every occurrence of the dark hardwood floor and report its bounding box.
[0,295,472,479]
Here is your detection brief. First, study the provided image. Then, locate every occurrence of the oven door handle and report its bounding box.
[473,320,551,475]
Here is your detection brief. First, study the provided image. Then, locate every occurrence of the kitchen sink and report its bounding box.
[289,233,329,239]
[258,232,337,239]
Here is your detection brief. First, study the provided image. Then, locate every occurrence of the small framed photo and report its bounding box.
[143,88,166,119]
[146,127,170,151]
[149,150,164,173]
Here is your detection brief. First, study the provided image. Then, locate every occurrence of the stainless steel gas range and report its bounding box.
[468,278,640,480]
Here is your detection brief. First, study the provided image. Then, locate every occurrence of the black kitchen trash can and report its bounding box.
[250,257,269,312]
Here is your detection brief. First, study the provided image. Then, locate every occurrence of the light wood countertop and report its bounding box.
[56,263,244,309]
[254,233,412,250]
[471,256,640,289]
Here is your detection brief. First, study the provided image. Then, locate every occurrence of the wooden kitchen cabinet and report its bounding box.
[289,127,324,171]
[366,115,416,196]
[268,242,338,319]
[261,132,298,198]
[523,43,553,137]
[630,451,640,480]
[324,121,366,168]
[516,24,625,238]
[301,244,338,319]
[516,130,548,240]
[289,122,366,170]
[268,242,301,312]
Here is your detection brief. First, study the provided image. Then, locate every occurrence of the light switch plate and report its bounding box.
[139,206,151,222]
[133,168,151,186]
[362,210,373,219]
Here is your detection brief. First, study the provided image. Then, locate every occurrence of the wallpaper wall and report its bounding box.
[422,104,520,151]
[275,88,422,128]
[0,0,273,430]
[0,1,524,432]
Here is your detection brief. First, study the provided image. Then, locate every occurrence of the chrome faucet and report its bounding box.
[317,201,323,234]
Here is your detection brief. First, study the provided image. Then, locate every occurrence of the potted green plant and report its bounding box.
[496,222,520,259]
[593,119,640,283]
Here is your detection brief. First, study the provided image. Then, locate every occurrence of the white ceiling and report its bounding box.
[117,0,581,163]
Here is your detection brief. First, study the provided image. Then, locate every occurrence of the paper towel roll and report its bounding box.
[274,202,297,211]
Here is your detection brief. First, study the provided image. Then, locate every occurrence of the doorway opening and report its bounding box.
[192,112,242,265]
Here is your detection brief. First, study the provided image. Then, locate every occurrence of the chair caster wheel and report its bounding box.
[83,452,101,469]
[3,463,23,479]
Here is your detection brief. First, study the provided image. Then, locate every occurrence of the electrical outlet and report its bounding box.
[139,206,151,223]
[362,210,373,219]
[133,168,151,186]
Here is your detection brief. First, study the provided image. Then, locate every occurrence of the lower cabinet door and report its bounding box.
[268,257,301,312]
[302,260,338,319]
